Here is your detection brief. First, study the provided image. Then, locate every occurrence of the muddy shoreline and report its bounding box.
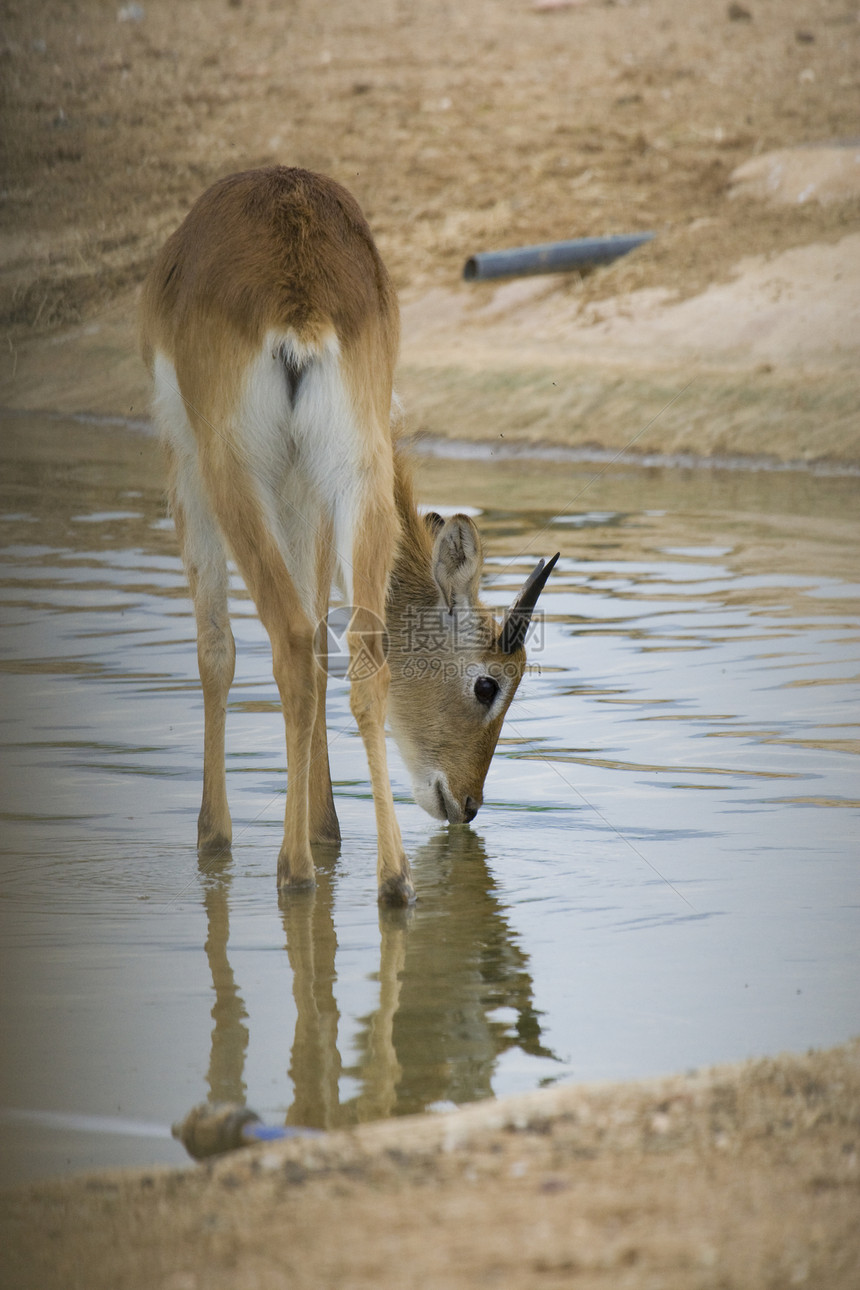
[3,1040,859,1290]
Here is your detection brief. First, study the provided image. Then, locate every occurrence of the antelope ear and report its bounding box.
[423,511,445,536]
[432,515,483,612]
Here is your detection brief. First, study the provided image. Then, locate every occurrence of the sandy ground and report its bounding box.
[3,1041,860,1289]
[1,0,859,460]
[1,0,860,1284]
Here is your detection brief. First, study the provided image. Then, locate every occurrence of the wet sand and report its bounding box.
[3,1040,859,1289]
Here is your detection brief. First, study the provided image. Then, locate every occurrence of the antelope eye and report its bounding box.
[474,675,499,706]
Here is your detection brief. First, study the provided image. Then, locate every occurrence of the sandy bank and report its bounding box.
[2,0,859,464]
[3,229,859,467]
[3,1039,859,1290]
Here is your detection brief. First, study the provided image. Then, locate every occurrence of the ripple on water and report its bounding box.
[0,416,858,1185]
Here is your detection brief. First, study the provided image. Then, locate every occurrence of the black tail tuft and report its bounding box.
[278,345,309,406]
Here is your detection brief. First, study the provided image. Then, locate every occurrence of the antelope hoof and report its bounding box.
[277,851,316,891]
[378,872,416,908]
[278,873,316,894]
[197,833,232,859]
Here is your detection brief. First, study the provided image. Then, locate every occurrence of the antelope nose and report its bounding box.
[463,796,480,823]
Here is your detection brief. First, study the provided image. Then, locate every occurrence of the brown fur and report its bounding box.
[141,166,398,367]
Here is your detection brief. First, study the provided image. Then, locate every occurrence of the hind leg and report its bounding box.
[166,443,236,855]
[203,475,319,889]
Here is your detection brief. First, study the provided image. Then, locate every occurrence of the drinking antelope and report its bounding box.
[140,167,557,906]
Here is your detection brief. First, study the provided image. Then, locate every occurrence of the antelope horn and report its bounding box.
[498,552,560,655]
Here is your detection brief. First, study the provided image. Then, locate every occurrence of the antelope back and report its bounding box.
[139,167,401,615]
[140,167,399,403]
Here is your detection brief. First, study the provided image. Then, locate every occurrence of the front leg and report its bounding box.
[345,469,414,906]
[308,574,341,846]
[271,635,318,890]
[349,659,414,907]
[308,670,341,845]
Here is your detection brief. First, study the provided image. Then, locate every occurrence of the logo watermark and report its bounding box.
[313,605,389,679]
[400,606,546,654]
[313,604,547,680]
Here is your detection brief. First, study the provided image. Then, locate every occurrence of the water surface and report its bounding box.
[1,414,858,1186]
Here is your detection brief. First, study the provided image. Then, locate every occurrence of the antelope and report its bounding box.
[140,167,557,907]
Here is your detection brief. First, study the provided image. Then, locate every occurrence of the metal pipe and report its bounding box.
[463,232,655,282]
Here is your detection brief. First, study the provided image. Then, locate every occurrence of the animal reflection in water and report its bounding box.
[200,830,555,1128]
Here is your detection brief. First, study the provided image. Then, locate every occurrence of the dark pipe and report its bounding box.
[463,232,655,282]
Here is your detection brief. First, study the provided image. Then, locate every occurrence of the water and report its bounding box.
[1,413,858,1187]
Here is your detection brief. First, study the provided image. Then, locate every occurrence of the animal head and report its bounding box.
[386,511,558,823]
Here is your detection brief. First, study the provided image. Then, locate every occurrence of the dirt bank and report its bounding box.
[2,1040,859,1290]
[2,0,859,460]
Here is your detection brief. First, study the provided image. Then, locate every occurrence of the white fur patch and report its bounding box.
[152,353,227,599]
[232,329,367,613]
[153,330,388,626]
[411,767,452,821]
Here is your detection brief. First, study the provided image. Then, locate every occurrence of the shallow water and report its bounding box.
[1,413,858,1187]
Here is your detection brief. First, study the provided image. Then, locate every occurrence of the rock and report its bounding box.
[729,144,860,206]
